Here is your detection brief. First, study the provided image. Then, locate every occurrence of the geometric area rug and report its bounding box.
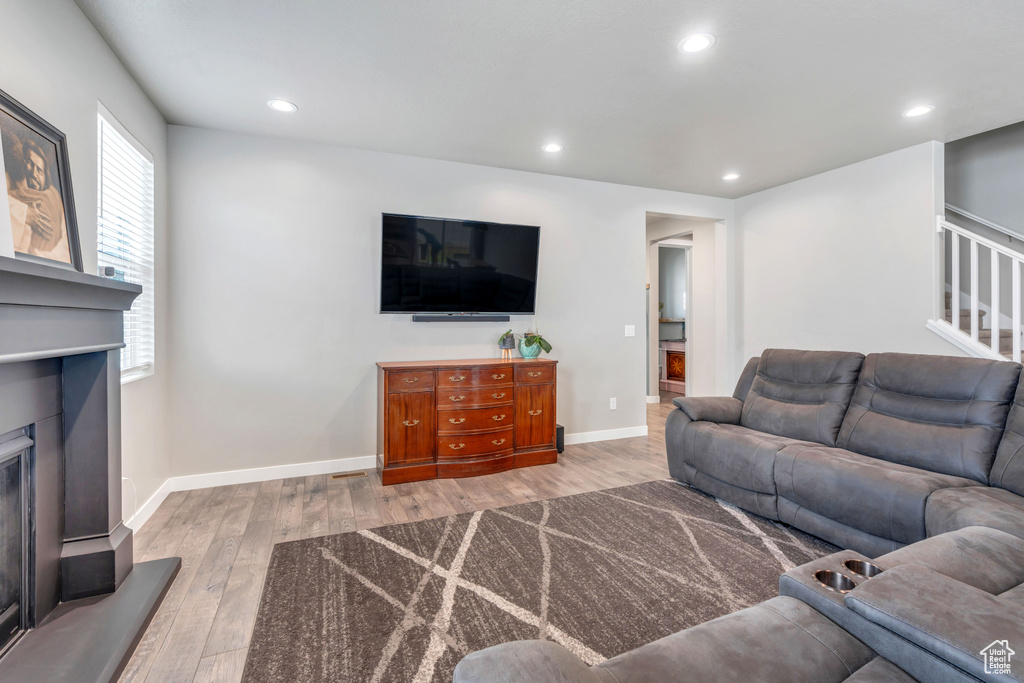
[241,480,837,683]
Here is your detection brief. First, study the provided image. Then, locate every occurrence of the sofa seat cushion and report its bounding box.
[925,486,1024,541]
[877,525,1024,594]
[597,596,875,683]
[775,445,977,545]
[836,353,1020,482]
[740,349,865,446]
[686,423,816,496]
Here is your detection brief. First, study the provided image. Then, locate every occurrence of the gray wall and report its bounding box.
[946,120,1024,238]
[166,125,732,476]
[0,0,170,519]
[944,120,1024,329]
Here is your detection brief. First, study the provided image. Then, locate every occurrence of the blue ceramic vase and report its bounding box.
[519,339,542,359]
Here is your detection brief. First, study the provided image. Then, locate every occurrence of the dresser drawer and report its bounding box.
[438,405,513,433]
[388,370,435,393]
[438,429,513,459]
[515,363,555,384]
[437,386,513,409]
[436,366,514,389]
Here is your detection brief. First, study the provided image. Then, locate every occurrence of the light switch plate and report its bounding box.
[624,325,635,337]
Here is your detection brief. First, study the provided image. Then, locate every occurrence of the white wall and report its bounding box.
[0,0,170,519]
[733,141,963,380]
[166,125,732,476]
[688,220,731,396]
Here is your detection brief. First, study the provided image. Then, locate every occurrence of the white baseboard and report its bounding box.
[123,454,377,532]
[646,395,661,403]
[564,425,648,445]
[167,455,377,491]
[125,478,173,531]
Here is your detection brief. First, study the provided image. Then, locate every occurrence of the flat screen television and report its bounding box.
[380,213,540,314]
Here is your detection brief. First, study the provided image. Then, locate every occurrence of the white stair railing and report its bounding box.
[928,215,1024,362]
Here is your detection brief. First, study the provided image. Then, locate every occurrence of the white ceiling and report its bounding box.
[75,0,1024,199]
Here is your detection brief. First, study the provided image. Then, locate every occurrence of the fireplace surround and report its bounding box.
[0,256,179,680]
[0,433,30,656]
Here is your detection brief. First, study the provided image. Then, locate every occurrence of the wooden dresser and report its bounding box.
[376,358,558,485]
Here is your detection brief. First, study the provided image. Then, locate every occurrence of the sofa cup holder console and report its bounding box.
[813,569,857,594]
[843,559,884,578]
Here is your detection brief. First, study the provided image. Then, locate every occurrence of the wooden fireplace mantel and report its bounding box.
[377,358,558,485]
[0,255,180,680]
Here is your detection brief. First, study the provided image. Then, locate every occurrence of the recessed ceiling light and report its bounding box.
[542,143,564,153]
[901,105,935,118]
[678,34,716,53]
[267,99,298,113]
[722,172,740,181]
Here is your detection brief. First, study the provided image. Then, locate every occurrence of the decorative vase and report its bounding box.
[519,339,542,359]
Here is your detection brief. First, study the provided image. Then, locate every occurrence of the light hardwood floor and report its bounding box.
[119,399,678,683]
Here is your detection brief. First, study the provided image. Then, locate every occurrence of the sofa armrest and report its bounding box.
[845,565,1024,681]
[453,640,610,683]
[671,396,743,424]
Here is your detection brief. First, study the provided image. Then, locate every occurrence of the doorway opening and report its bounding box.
[645,212,727,407]
[655,240,689,402]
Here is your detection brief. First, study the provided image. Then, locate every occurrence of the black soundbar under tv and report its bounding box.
[411,314,511,323]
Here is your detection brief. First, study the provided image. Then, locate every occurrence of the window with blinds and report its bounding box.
[97,111,156,382]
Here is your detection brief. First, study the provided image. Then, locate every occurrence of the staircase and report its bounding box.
[943,292,1016,357]
[928,216,1024,363]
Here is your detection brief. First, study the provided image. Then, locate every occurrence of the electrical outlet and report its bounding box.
[624,325,635,337]
[610,397,617,410]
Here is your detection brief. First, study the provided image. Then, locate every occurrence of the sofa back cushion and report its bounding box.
[837,353,1020,482]
[990,374,1024,496]
[739,349,865,446]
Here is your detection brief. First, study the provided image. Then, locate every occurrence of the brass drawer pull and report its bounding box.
[449,443,466,450]
[402,377,420,384]
[492,373,506,380]
[527,371,543,377]
[450,375,466,382]
[403,419,420,427]
[492,414,507,421]
[492,438,506,446]
[449,417,466,424]
[491,392,506,399]
[528,409,543,416]
[448,395,466,402]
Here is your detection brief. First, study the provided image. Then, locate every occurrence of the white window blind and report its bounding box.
[97,112,155,381]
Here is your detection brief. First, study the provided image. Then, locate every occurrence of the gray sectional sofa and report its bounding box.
[452,350,1024,682]
[667,349,1024,556]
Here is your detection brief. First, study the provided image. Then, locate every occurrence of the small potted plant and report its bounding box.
[518,328,552,359]
[498,329,516,360]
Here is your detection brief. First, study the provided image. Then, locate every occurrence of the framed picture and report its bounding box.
[0,88,82,271]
